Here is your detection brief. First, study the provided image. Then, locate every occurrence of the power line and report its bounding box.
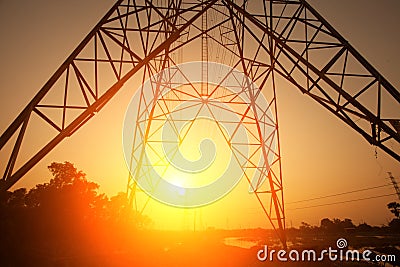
[287,184,392,204]
[288,193,397,210]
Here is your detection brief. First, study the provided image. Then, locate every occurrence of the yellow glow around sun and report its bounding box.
[147,116,232,188]
[132,80,267,209]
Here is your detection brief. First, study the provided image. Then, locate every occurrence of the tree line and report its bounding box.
[0,162,151,266]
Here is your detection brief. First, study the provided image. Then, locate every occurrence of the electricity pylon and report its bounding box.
[1,0,400,248]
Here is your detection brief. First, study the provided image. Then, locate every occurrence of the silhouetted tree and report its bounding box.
[341,218,355,229]
[299,222,311,229]
[108,192,129,220]
[26,162,98,210]
[320,218,334,232]
[320,218,354,233]
[0,161,154,266]
[389,219,400,231]
[388,202,400,218]
[356,222,373,232]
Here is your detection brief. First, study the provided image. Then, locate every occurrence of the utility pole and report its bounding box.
[388,172,400,200]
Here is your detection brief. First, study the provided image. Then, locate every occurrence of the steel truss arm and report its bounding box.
[0,0,216,191]
[225,0,400,162]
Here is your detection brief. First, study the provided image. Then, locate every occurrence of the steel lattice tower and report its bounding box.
[1,0,400,248]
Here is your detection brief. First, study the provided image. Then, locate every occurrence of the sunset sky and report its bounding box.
[0,0,399,230]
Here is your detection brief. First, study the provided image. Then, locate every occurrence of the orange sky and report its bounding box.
[0,0,399,230]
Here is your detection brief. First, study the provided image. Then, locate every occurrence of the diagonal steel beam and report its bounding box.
[224,0,400,162]
[0,0,218,191]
